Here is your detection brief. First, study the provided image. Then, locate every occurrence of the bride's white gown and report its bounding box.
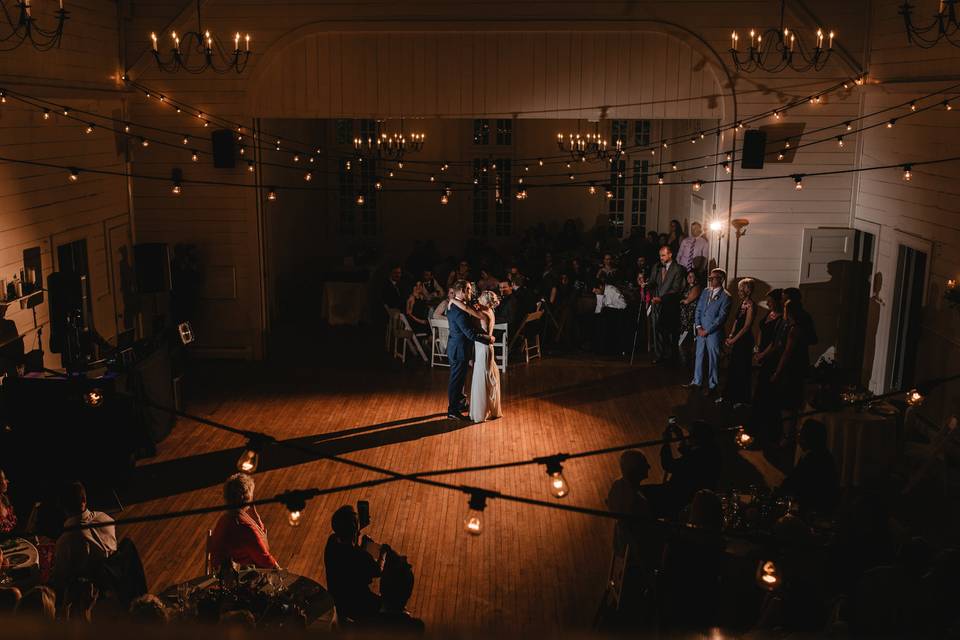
[470,313,502,422]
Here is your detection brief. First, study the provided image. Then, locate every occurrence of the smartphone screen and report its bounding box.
[357,500,370,529]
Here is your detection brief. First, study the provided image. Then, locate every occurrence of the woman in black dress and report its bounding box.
[667,219,686,257]
[772,299,810,442]
[751,289,783,444]
[722,278,756,405]
[678,270,702,367]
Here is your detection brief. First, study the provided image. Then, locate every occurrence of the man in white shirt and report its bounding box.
[53,482,117,589]
[676,222,709,279]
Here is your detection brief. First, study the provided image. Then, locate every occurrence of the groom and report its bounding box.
[447,280,493,421]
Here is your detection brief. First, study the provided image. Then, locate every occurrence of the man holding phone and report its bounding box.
[323,503,390,623]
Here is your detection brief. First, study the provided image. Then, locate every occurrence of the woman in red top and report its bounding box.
[0,468,16,534]
[209,473,279,570]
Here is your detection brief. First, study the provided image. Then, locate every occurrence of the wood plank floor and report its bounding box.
[119,333,700,633]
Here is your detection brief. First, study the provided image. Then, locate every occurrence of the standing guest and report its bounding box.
[644,230,661,264]
[324,505,386,623]
[752,289,784,444]
[419,269,444,299]
[0,586,21,613]
[676,221,709,280]
[376,554,425,633]
[405,282,431,333]
[209,474,279,570]
[539,252,559,295]
[772,299,812,442]
[650,246,686,365]
[631,254,650,283]
[659,421,723,516]
[0,468,16,533]
[551,273,579,347]
[128,594,168,625]
[593,277,629,355]
[53,482,118,589]
[381,265,406,310]
[595,253,618,281]
[782,287,818,368]
[721,278,757,405]
[667,219,686,256]
[685,269,731,395]
[677,271,702,367]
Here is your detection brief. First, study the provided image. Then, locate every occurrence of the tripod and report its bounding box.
[629,302,648,365]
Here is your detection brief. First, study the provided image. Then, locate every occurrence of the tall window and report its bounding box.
[608,158,627,237]
[634,120,651,147]
[472,159,490,236]
[495,119,512,145]
[631,160,650,232]
[495,159,512,236]
[335,119,353,145]
[473,119,490,145]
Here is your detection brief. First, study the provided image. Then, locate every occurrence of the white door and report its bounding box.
[799,227,855,284]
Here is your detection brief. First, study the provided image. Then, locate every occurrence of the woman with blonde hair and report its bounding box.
[450,290,502,422]
[208,473,279,570]
[721,277,757,405]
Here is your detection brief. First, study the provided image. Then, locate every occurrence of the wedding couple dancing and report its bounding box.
[445,280,503,423]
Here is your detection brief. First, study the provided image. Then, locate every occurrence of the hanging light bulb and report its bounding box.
[141,138,150,147]
[656,173,664,185]
[906,388,924,406]
[171,181,182,195]
[910,101,917,112]
[587,182,598,195]
[42,108,51,120]
[464,492,487,536]
[440,193,449,205]
[84,123,95,134]
[247,161,255,173]
[837,136,844,147]
[68,168,80,182]
[82,388,105,407]
[191,150,199,162]
[773,110,782,120]
[735,426,754,449]
[266,187,278,201]
[902,165,913,182]
[887,119,896,128]
[663,141,669,149]
[736,121,744,130]
[124,123,131,133]
[62,107,69,116]
[389,170,395,178]
[605,186,614,199]
[279,491,308,527]
[544,459,569,499]
[945,100,953,111]
[845,121,853,131]
[374,180,383,190]
[182,135,189,145]
[441,162,449,172]
[239,146,245,155]
[345,160,351,171]
[756,560,781,591]
[568,173,575,181]
[429,175,436,182]
[0,90,5,103]
[356,193,366,205]
[692,180,703,192]
[304,171,313,182]
[397,161,404,169]
[793,175,804,190]
[236,448,259,473]
[288,508,304,527]
[293,154,300,163]
[777,152,785,161]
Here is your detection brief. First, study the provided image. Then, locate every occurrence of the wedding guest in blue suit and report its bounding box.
[684,269,731,395]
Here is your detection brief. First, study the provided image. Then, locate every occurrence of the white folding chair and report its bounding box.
[510,310,544,363]
[429,317,450,368]
[493,322,508,372]
[384,304,397,352]
[395,313,429,363]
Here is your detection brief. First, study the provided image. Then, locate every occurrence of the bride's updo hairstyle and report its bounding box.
[478,290,500,309]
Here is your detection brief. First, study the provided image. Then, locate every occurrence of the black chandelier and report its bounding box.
[900,0,960,48]
[353,120,425,161]
[730,0,835,73]
[556,122,624,162]
[149,0,250,73]
[0,1,69,52]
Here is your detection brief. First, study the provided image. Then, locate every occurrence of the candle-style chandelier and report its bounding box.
[1,1,69,52]
[730,0,835,73]
[149,0,250,73]
[900,0,960,48]
[556,121,623,161]
[353,120,425,161]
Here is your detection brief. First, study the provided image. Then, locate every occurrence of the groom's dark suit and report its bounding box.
[447,304,490,416]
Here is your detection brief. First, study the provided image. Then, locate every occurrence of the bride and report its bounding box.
[450,290,502,422]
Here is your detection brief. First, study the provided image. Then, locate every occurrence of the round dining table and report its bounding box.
[0,536,40,588]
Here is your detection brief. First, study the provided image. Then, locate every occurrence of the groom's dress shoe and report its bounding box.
[447,412,470,421]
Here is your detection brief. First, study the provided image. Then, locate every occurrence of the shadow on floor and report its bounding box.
[121,412,461,505]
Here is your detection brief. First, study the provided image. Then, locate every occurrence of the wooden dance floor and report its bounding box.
[120,338,694,632]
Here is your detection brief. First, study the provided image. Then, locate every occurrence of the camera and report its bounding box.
[357,500,370,530]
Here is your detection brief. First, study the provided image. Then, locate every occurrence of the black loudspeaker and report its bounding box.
[741,129,767,170]
[134,243,171,293]
[47,271,83,354]
[211,129,236,168]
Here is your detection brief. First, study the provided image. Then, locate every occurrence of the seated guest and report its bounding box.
[510,274,536,318]
[0,468,16,533]
[405,282,431,333]
[446,260,472,288]
[477,268,500,293]
[496,281,517,328]
[16,585,57,621]
[324,505,385,623]
[376,553,425,633]
[53,482,118,589]
[433,287,455,319]
[658,420,721,517]
[209,474,279,570]
[595,253,618,281]
[128,593,168,625]
[64,579,98,622]
[605,451,658,579]
[779,419,839,518]
[419,269,444,299]
[381,264,406,310]
[593,277,629,355]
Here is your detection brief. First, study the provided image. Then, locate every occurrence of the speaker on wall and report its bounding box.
[741,129,767,170]
[134,243,171,294]
[211,129,236,168]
